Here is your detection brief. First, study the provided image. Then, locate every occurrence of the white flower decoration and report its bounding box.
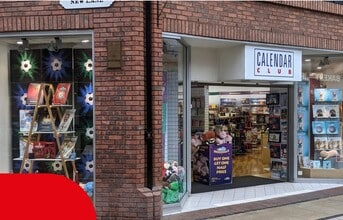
[86,127,94,140]
[20,60,32,73]
[84,59,93,72]
[85,92,93,106]
[23,159,31,172]
[52,161,62,172]
[51,58,62,71]
[21,93,27,105]
[85,160,94,173]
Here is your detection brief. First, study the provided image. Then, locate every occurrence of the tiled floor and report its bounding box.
[163,181,343,216]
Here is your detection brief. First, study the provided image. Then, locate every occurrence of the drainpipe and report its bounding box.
[144,1,153,190]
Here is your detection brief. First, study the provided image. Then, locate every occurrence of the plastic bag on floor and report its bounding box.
[162,181,179,204]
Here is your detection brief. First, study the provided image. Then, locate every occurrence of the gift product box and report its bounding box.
[33,142,56,159]
[326,120,340,135]
[314,88,328,102]
[328,89,342,102]
[312,105,327,118]
[312,121,326,135]
[326,105,340,118]
[314,136,327,150]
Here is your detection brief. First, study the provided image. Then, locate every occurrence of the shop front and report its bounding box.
[2,1,343,219]
[162,34,343,211]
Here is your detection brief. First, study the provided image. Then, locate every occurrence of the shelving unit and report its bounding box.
[311,88,342,169]
[266,93,288,180]
[18,83,77,180]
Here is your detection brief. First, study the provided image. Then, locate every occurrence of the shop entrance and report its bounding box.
[191,83,289,193]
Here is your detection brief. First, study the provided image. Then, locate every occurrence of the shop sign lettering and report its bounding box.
[309,73,341,82]
[60,0,115,9]
[254,48,294,78]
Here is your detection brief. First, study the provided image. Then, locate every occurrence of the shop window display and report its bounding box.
[297,66,343,178]
[10,39,94,199]
[162,38,186,204]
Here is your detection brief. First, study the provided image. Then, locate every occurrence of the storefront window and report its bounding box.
[6,34,95,199]
[297,55,343,178]
[162,38,186,204]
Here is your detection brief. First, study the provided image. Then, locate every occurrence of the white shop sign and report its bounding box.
[60,0,115,9]
[245,46,302,81]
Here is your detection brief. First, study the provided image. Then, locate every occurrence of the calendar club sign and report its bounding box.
[245,46,302,81]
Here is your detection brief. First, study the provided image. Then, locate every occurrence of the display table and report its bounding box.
[193,143,232,185]
[301,167,343,178]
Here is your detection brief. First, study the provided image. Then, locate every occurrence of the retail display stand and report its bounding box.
[18,83,77,180]
[193,143,233,185]
[309,88,342,173]
[266,93,288,180]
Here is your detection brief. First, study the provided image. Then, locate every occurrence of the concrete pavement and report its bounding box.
[163,186,343,220]
[208,195,343,220]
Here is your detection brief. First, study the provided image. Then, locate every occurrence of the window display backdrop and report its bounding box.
[10,48,94,198]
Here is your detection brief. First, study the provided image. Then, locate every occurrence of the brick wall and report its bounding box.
[0,1,163,219]
[161,1,343,51]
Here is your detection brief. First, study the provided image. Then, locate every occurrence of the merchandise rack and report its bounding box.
[18,83,77,180]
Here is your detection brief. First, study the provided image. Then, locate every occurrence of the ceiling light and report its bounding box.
[304,58,311,62]
[81,39,89,43]
[47,37,62,52]
[18,38,29,51]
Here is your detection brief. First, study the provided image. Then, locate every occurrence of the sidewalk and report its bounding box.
[163,186,343,220]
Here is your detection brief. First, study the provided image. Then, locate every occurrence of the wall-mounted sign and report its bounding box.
[60,0,115,9]
[245,46,302,81]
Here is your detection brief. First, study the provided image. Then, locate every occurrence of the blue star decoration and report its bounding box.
[14,84,33,110]
[43,50,71,81]
[77,83,93,115]
[77,153,94,182]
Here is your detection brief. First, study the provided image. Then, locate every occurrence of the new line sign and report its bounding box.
[60,0,115,9]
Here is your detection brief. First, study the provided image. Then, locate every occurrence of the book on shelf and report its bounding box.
[26,83,44,105]
[37,114,54,132]
[58,109,76,132]
[57,136,78,159]
[32,141,56,159]
[19,109,38,132]
[52,83,71,105]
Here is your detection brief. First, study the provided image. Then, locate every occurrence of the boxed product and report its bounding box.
[322,161,332,169]
[312,121,326,135]
[328,89,342,102]
[325,105,339,118]
[312,105,327,118]
[327,137,342,150]
[325,120,340,135]
[314,88,328,102]
[314,136,327,150]
[310,160,321,168]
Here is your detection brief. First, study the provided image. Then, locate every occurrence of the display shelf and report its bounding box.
[14,157,79,161]
[311,88,343,169]
[18,83,76,180]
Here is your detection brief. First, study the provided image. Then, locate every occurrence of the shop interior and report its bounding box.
[190,84,288,193]
[190,54,343,193]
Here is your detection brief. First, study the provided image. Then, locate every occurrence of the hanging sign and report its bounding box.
[245,46,302,81]
[60,0,115,9]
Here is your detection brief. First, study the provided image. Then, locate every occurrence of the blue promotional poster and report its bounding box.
[209,143,233,185]
[193,143,233,185]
